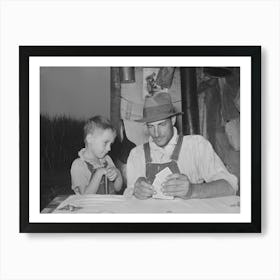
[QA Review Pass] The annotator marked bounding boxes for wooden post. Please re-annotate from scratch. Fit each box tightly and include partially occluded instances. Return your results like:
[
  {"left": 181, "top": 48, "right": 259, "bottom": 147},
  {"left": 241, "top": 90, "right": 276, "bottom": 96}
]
[
  {"left": 110, "top": 67, "right": 121, "bottom": 140},
  {"left": 180, "top": 67, "right": 200, "bottom": 135}
]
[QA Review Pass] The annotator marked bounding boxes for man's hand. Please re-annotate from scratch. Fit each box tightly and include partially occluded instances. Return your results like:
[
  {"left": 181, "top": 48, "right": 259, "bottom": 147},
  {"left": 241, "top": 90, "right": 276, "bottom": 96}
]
[
  {"left": 162, "top": 173, "right": 192, "bottom": 199},
  {"left": 134, "top": 177, "right": 154, "bottom": 199}
]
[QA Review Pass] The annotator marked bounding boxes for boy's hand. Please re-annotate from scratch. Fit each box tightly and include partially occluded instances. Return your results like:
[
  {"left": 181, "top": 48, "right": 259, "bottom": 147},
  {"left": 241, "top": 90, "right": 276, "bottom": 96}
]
[
  {"left": 106, "top": 167, "right": 119, "bottom": 182},
  {"left": 134, "top": 177, "right": 154, "bottom": 199},
  {"left": 162, "top": 173, "right": 192, "bottom": 198},
  {"left": 96, "top": 167, "right": 107, "bottom": 177}
]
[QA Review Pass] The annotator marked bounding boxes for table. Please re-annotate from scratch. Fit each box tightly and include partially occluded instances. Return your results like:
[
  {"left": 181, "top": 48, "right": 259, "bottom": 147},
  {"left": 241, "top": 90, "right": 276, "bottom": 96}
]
[{"left": 41, "top": 194, "right": 240, "bottom": 213}]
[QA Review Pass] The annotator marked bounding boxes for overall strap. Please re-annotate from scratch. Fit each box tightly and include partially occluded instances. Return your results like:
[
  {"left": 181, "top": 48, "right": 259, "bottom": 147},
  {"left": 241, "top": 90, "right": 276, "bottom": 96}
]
[
  {"left": 170, "top": 135, "right": 184, "bottom": 161},
  {"left": 144, "top": 142, "right": 152, "bottom": 163},
  {"left": 85, "top": 160, "right": 107, "bottom": 194},
  {"left": 85, "top": 161, "right": 94, "bottom": 172},
  {"left": 85, "top": 161, "right": 96, "bottom": 181}
]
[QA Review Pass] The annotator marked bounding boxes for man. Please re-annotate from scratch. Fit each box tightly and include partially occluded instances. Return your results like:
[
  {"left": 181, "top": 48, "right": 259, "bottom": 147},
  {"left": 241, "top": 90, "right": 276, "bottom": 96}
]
[{"left": 125, "top": 92, "right": 238, "bottom": 199}]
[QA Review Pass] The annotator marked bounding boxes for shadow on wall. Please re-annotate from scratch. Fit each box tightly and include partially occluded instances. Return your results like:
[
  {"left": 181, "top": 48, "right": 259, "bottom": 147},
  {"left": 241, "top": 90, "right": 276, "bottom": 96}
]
[{"left": 40, "top": 115, "right": 85, "bottom": 210}]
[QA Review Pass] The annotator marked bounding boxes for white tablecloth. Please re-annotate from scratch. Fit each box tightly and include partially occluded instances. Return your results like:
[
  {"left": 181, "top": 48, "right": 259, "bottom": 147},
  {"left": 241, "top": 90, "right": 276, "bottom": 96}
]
[{"left": 53, "top": 194, "right": 240, "bottom": 214}]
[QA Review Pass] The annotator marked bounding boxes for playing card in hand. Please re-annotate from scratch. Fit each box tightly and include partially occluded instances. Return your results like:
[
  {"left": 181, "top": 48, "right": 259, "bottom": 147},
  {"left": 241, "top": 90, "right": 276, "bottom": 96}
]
[{"left": 152, "top": 167, "right": 174, "bottom": 200}]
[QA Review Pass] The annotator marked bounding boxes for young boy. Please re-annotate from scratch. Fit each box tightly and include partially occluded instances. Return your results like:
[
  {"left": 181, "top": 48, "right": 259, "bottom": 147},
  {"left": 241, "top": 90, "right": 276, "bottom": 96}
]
[{"left": 70, "top": 116, "right": 123, "bottom": 195}]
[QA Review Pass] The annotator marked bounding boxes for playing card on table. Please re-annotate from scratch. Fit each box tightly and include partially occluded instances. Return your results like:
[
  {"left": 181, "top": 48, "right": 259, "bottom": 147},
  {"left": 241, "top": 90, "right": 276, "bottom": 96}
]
[{"left": 152, "top": 167, "right": 174, "bottom": 200}]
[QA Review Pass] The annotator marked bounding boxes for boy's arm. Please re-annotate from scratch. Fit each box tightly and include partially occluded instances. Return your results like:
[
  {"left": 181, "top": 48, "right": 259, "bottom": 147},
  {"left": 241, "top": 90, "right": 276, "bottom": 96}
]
[
  {"left": 104, "top": 156, "right": 123, "bottom": 193},
  {"left": 113, "top": 168, "right": 123, "bottom": 193},
  {"left": 105, "top": 166, "right": 123, "bottom": 193},
  {"left": 83, "top": 168, "right": 107, "bottom": 194}
]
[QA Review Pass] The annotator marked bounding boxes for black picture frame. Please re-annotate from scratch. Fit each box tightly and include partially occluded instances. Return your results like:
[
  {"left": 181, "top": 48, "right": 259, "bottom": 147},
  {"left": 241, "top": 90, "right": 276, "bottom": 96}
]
[{"left": 20, "top": 46, "right": 261, "bottom": 233}]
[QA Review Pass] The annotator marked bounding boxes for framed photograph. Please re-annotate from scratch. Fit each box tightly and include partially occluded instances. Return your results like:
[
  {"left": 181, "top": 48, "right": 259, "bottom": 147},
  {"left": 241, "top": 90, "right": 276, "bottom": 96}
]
[{"left": 20, "top": 46, "right": 261, "bottom": 233}]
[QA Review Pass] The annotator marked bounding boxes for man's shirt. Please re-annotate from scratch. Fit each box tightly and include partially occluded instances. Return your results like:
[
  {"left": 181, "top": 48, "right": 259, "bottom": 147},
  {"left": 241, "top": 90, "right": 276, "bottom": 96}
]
[{"left": 126, "top": 128, "right": 238, "bottom": 193}]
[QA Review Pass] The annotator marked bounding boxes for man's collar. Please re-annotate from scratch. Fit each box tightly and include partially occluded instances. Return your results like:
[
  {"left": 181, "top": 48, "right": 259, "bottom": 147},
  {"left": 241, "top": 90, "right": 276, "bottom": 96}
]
[{"left": 169, "top": 127, "right": 178, "bottom": 146}]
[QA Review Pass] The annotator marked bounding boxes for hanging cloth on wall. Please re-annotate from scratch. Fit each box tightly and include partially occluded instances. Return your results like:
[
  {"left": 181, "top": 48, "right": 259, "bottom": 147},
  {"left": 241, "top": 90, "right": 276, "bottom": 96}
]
[
  {"left": 155, "top": 67, "right": 175, "bottom": 90},
  {"left": 218, "top": 77, "right": 240, "bottom": 123},
  {"left": 197, "top": 77, "right": 221, "bottom": 149},
  {"left": 198, "top": 91, "right": 208, "bottom": 139},
  {"left": 122, "top": 119, "right": 149, "bottom": 146},
  {"left": 225, "top": 118, "right": 240, "bottom": 151},
  {"left": 120, "top": 96, "right": 143, "bottom": 121},
  {"left": 218, "top": 77, "right": 240, "bottom": 151}
]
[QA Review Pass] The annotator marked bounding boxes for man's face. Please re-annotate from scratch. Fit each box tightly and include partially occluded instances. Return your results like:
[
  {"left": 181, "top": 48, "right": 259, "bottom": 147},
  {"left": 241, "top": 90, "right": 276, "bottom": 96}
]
[{"left": 146, "top": 118, "right": 174, "bottom": 147}]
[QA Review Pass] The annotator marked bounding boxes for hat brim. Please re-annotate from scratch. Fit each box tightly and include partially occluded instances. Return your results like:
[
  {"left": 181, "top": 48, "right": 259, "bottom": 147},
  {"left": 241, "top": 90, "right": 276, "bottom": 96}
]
[{"left": 134, "top": 112, "right": 183, "bottom": 123}]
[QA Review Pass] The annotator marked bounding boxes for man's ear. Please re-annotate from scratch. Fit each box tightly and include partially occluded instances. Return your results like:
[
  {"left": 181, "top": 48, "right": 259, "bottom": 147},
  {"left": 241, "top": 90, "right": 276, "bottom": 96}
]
[{"left": 171, "top": 116, "right": 176, "bottom": 126}]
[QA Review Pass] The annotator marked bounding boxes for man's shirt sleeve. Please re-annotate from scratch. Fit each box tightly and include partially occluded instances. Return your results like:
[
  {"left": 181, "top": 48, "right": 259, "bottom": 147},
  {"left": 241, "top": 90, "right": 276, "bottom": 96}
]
[
  {"left": 196, "top": 135, "right": 238, "bottom": 192},
  {"left": 126, "top": 146, "right": 146, "bottom": 190}
]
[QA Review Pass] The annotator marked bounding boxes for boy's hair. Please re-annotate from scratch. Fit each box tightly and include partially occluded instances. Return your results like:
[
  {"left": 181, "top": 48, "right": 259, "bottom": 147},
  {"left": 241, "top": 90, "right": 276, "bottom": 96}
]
[{"left": 84, "top": 115, "right": 116, "bottom": 143}]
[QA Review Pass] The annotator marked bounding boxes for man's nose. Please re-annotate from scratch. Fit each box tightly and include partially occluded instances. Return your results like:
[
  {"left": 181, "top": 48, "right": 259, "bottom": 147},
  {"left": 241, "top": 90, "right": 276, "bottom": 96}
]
[
  {"left": 106, "top": 144, "right": 111, "bottom": 152},
  {"left": 154, "top": 126, "right": 159, "bottom": 137}
]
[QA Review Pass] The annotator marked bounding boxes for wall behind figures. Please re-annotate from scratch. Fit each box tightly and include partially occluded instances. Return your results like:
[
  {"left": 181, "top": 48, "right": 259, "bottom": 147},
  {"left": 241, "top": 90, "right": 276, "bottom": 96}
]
[{"left": 40, "top": 67, "right": 110, "bottom": 119}]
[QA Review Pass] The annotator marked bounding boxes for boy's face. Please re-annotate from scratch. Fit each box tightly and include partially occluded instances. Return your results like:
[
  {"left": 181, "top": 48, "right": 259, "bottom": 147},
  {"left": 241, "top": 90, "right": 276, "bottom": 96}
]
[{"left": 87, "top": 128, "right": 116, "bottom": 159}]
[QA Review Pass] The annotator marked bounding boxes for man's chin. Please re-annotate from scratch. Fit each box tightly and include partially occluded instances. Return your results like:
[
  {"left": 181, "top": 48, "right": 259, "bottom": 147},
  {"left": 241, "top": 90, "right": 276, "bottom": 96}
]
[{"left": 154, "top": 139, "right": 168, "bottom": 147}]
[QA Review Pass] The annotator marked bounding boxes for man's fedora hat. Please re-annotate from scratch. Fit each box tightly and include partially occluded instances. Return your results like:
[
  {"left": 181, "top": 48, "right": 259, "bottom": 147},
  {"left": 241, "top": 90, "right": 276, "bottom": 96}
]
[{"left": 135, "top": 92, "right": 182, "bottom": 123}]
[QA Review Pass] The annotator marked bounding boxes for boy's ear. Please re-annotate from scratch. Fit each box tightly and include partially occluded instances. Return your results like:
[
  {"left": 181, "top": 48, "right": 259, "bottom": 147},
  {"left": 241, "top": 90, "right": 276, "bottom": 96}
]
[
  {"left": 171, "top": 116, "right": 176, "bottom": 126},
  {"left": 86, "top": 134, "right": 92, "bottom": 144}
]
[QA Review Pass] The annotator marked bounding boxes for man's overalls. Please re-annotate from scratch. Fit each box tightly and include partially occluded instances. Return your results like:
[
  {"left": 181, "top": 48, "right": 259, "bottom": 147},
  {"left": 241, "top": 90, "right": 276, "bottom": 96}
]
[{"left": 144, "top": 135, "right": 184, "bottom": 184}]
